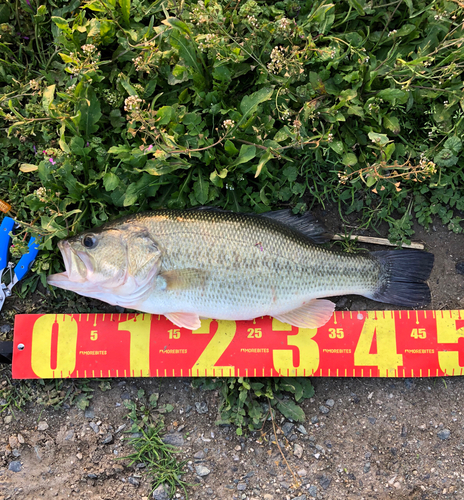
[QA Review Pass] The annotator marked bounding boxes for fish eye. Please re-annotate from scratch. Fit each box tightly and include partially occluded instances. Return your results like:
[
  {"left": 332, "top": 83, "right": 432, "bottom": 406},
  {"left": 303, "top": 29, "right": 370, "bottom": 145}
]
[{"left": 83, "top": 234, "right": 98, "bottom": 249}]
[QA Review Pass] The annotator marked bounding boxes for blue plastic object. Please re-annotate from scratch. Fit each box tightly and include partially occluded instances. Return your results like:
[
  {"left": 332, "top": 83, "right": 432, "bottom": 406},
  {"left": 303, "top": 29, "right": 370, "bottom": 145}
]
[
  {"left": 14, "top": 237, "right": 40, "bottom": 281},
  {"left": 0, "top": 217, "right": 14, "bottom": 272}
]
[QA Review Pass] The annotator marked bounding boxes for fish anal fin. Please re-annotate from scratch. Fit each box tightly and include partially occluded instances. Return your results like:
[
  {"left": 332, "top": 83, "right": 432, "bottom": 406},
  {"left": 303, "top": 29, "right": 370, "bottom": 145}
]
[
  {"left": 274, "top": 299, "right": 335, "bottom": 329},
  {"left": 160, "top": 268, "right": 207, "bottom": 290},
  {"left": 165, "top": 312, "right": 201, "bottom": 330}
]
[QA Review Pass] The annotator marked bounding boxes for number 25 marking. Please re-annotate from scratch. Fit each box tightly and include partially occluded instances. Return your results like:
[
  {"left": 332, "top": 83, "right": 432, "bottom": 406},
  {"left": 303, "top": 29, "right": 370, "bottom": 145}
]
[{"left": 247, "top": 327, "right": 262, "bottom": 338}]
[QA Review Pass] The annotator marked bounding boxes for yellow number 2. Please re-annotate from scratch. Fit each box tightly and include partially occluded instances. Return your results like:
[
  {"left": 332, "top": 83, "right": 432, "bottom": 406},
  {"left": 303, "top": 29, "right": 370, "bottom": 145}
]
[{"left": 192, "top": 320, "right": 236, "bottom": 376}]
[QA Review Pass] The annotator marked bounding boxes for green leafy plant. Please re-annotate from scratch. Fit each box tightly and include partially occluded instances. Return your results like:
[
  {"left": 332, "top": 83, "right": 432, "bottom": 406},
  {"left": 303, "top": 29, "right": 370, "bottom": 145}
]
[
  {"left": 123, "top": 388, "right": 174, "bottom": 432},
  {"left": 192, "top": 376, "right": 314, "bottom": 435}
]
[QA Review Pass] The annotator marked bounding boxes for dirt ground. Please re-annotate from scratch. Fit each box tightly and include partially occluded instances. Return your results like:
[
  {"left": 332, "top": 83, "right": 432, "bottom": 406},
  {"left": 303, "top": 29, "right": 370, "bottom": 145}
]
[{"left": 1, "top": 207, "right": 464, "bottom": 500}]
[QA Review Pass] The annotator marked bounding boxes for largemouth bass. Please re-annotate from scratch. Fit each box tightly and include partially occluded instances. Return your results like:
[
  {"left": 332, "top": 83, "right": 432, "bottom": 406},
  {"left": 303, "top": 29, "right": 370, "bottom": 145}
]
[{"left": 47, "top": 209, "right": 434, "bottom": 330}]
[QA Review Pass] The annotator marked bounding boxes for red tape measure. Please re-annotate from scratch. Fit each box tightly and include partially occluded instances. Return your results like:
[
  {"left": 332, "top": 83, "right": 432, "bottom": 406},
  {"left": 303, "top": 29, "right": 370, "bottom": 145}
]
[{"left": 11, "top": 310, "right": 464, "bottom": 379}]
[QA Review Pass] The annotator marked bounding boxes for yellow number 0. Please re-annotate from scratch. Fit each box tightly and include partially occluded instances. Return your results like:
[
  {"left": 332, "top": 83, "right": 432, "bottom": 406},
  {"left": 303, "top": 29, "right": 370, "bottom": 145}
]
[
  {"left": 31, "top": 315, "right": 78, "bottom": 378},
  {"left": 272, "top": 319, "right": 319, "bottom": 376}
]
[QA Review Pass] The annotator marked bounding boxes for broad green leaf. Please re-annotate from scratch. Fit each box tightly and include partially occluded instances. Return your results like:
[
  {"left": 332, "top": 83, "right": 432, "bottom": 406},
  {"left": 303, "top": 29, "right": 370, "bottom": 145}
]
[
  {"left": 233, "top": 144, "right": 256, "bottom": 166},
  {"left": 377, "top": 89, "right": 408, "bottom": 104},
  {"left": 162, "top": 17, "right": 191, "bottom": 35},
  {"left": 170, "top": 30, "right": 203, "bottom": 78},
  {"left": 120, "top": 79, "right": 138, "bottom": 96},
  {"left": 103, "top": 172, "right": 120, "bottom": 191},
  {"left": 70, "top": 136, "right": 86, "bottom": 157},
  {"left": 194, "top": 174, "right": 209, "bottom": 204},
  {"left": 224, "top": 139, "right": 238, "bottom": 156},
  {"left": 368, "top": 131, "right": 390, "bottom": 146},
  {"left": 444, "top": 136, "right": 462, "bottom": 154},
  {"left": 329, "top": 140, "right": 344, "bottom": 155},
  {"left": 342, "top": 152, "right": 358, "bottom": 166},
  {"left": 42, "top": 85, "right": 56, "bottom": 112},
  {"left": 255, "top": 149, "right": 273, "bottom": 178},
  {"left": 259, "top": 185, "right": 270, "bottom": 206},
  {"left": 119, "top": 0, "right": 130, "bottom": 25},
  {"left": 77, "top": 86, "right": 102, "bottom": 136},
  {"left": 276, "top": 400, "right": 305, "bottom": 422},
  {"left": 51, "top": 16, "right": 70, "bottom": 31},
  {"left": 239, "top": 87, "right": 273, "bottom": 123},
  {"left": 383, "top": 115, "right": 401, "bottom": 135},
  {"left": 384, "top": 142, "right": 396, "bottom": 162},
  {"left": 59, "top": 124, "right": 70, "bottom": 154},
  {"left": 348, "top": 0, "right": 365, "bottom": 16},
  {"left": 365, "top": 174, "right": 376, "bottom": 187},
  {"left": 156, "top": 106, "right": 173, "bottom": 125},
  {"left": 0, "top": 4, "right": 10, "bottom": 23}
]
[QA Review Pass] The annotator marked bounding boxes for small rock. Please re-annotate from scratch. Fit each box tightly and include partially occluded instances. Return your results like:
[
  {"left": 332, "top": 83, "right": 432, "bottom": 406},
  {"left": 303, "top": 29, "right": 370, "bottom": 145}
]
[
  {"left": 195, "top": 464, "right": 211, "bottom": 477},
  {"left": 325, "top": 399, "right": 334, "bottom": 407},
  {"left": 314, "top": 453, "right": 320, "bottom": 460},
  {"left": 368, "top": 417, "right": 376, "bottom": 425},
  {"left": 263, "top": 495, "right": 274, "bottom": 500},
  {"left": 282, "top": 422, "right": 295, "bottom": 436},
  {"left": 401, "top": 424, "right": 407, "bottom": 437},
  {"left": 76, "top": 453, "right": 83, "bottom": 460},
  {"left": 237, "top": 483, "right": 247, "bottom": 491},
  {"left": 152, "top": 483, "right": 170, "bottom": 500},
  {"left": 37, "top": 421, "right": 49, "bottom": 431},
  {"left": 297, "top": 469, "right": 307, "bottom": 477},
  {"left": 318, "top": 475, "right": 332, "bottom": 490},
  {"left": 4, "top": 415, "right": 12, "bottom": 424},
  {"left": 162, "top": 434, "right": 184, "bottom": 447},
  {"left": 8, "top": 461, "right": 21, "bottom": 472},
  {"left": 65, "top": 430, "right": 74, "bottom": 441},
  {"left": 87, "top": 473, "right": 98, "bottom": 479},
  {"left": 455, "top": 261, "right": 464, "bottom": 275},
  {"left": 293, "top": 443, "right": 303, "bottom": 459},
  {"left": 307, "top": 485, "right": 317, "bottom": 497},
  {"left": 195, "top": 402, "right": 208, "bottom": 414},
  {"left": 101, "top": 434, "right": 113, "bottom": 445},
  {"left": 128, "top": 477, "right": 140, "bottom": 486},
  {"left": 9, "top": 436, "right": 19, "bottom": 448},
  {"left": 291, "top": 495, "right": 307, "bottom": 500},
  {"left": 17, "top": 433, "right": 25, "bottom": 445},
  {"left": 84, "top": 409, "right": 95, "bottom": 419},
  {"left": 0, "top": 324, "right": 11, "bottom": 334},
  {"left": 319, "top": 406, "right": 329, "bottom": 414},
  {"left": 296, "top": 425, "right": 307, "bottom": 435},
  {"left": 194, "top": 450, "right": 206, "bottom": 460},
  {"left": 311, "top": 416, "right": 319, "bottom": 424},
  {"left": 437, "top": 429, "right": 451, "bottom": 440},
  {"left": 89, "top": 422, "right": 99, "bottom": 433},
  {"left": 363, "top": 463, "right": 371, "bottom": 473}
]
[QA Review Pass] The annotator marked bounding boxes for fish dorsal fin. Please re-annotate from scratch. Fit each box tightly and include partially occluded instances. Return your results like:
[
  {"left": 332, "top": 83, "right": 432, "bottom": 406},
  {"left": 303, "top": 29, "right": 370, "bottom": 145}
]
[
  {"left": 159, "top": 268, "right": 207, "bottom": 290},
  {"left": 261, "top": 210, "right": 331, "bottom": 244},
  {"left": 274, "top": 299, "right": 335, "bottom": 329},
  {"left": 165, "top": 312, "right": 201, "bottom": 330}
]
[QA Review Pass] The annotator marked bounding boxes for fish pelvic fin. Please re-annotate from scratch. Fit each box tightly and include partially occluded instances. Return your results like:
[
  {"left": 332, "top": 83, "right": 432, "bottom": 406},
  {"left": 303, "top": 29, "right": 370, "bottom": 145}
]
[
  {"left": 159, "top": 268, "right": 207, "bottom": 290},
  {"left": 165, "top": 312, "right": 202, "bottom": 330},
  {"left": 274, "top": 299, "right": 335, "bottom": 329},
  {"left": 369, "top": 250, "right": 434, "bottom": 306}
]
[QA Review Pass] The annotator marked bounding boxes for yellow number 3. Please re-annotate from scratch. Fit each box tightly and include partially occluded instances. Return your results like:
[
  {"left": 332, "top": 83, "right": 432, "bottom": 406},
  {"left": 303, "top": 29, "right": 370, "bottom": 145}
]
[{"left": 272, "top": 319, "right": 320, "bottom": 376}]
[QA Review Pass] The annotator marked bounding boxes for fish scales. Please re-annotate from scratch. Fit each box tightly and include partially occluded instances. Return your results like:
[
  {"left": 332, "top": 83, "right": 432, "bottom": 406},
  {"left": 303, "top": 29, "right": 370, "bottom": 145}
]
[
  {"left": 47, "top": 209, "right": 434, "bottom": 330},
  {"left": 100, "top": 210, "right": 379, "bottom": 318}
]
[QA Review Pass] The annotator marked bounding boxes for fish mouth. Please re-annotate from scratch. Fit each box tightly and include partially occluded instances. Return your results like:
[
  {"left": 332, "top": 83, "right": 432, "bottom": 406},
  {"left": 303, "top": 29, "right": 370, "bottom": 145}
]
[{"left": 47, "top": 240, "right": 89, "bottom": 290}]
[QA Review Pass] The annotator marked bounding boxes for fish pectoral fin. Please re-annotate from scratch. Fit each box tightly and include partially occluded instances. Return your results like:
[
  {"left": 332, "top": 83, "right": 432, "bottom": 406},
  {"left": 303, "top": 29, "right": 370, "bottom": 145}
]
[
  {"left": 274, "top": 299, "right": 335, "bottom": 329},
  {"left": 165, "top": 312, "right": 202, "bottom": 330},
  {"left": 160, "top": 268, "right": 207, "bottom": 290}
]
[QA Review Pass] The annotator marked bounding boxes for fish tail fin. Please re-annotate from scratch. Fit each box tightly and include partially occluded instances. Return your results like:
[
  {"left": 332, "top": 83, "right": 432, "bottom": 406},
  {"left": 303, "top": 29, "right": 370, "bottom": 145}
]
[{"left": 367, "top": 250, "right": 434, "bottom": 306}]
